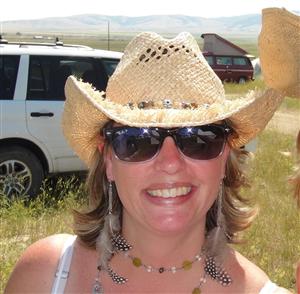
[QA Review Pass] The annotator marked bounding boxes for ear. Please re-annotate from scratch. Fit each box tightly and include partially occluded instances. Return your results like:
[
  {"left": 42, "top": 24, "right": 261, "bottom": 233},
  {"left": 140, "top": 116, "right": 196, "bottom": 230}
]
[{"left": 103, "top": 145, "right": 114, "bottom": 181}]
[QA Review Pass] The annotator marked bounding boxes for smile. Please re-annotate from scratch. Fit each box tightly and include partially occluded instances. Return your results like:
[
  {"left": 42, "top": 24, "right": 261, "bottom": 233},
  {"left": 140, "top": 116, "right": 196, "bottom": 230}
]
[{"left": 147, "top": 186, "right": 192, "bottom": 198}]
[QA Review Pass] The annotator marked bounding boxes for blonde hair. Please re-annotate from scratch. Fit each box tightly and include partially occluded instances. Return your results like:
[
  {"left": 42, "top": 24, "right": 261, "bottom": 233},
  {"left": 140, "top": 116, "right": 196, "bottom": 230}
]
[{"left": 73, "top": 127, "right": 256, "bottom": 248}]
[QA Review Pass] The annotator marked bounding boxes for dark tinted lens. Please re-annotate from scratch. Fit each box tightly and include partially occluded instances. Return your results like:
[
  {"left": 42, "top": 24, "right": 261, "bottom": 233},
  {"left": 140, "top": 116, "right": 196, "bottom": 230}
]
[
  {"left": 111, "top": 128, "right": 160, "bottom": 162},
  {"left": 177, "top": 126, "right": 226, "bottom": 160}
]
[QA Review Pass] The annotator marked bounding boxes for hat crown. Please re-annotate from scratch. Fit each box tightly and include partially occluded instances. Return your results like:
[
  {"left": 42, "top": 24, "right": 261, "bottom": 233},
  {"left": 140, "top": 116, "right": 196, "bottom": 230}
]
[{"left": 106, "top": 32, "right": 225, "bottom": 108}]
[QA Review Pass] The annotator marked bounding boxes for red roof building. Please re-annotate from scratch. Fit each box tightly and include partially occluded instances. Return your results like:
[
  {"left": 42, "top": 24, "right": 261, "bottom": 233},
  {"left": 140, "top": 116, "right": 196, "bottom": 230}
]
[{"left": 201, "top": 33, "right": 249, "bottom": 56}]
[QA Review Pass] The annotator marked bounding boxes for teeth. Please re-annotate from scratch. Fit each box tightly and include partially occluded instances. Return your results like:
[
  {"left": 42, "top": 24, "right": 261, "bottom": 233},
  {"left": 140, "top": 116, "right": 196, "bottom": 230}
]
[{"left": 147, "top": 187, "right": 191, "bottom": 198}]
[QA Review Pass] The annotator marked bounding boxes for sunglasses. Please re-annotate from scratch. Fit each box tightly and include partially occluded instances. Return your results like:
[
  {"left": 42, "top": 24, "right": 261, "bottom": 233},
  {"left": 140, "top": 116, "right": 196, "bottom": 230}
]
[{"left": 103, "top": 124, "right": 231, "bottom": 162}]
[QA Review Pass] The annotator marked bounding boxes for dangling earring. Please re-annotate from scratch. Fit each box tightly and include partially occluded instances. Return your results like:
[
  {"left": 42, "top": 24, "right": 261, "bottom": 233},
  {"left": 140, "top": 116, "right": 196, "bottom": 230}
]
[
  {"left": 108, "top": 180, "right": 132, "bottom": 252},
  {"left": 107, "top": 181, "right": 131, "bottom": 251},
  {"left": 107, "top": 181, "right": 121, "bottom": 233},
  {"left": 205, "top": 180, "right": 228, "bottom": 258},
  {"left": 204, "top": 180, "right": 232, "bottom": 285},
  {"left": 96, "top": 181, "right": 121, "bottom": 270}
]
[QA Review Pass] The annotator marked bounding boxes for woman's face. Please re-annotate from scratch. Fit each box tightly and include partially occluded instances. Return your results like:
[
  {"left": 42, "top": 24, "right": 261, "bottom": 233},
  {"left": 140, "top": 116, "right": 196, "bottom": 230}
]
[{"left": 104, "top": 130, "right": 230, "bottom": 235}]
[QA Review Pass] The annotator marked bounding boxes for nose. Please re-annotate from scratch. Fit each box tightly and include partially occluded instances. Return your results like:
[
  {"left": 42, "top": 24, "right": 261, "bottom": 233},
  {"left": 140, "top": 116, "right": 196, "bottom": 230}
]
[{"left": 154, "top": 136, "right": 185, "bottom": 174}]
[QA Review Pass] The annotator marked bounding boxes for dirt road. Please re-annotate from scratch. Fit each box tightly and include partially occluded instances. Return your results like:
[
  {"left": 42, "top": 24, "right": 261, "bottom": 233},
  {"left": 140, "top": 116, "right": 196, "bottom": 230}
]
[{"left": 267, "top": 110, "right": 300, "bottom": 136}]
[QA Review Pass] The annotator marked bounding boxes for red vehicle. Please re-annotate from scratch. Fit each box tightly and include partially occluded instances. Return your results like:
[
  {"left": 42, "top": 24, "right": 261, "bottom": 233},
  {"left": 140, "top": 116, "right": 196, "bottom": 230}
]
[{"left": 203, "top": 52, "right": 254, "bottom": 84}]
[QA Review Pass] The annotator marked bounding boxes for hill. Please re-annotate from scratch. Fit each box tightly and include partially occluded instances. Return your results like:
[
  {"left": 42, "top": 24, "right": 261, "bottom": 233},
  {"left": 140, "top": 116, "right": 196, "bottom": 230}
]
[{"left": 1, "top": 14, "right": 263, "bottom": 36}]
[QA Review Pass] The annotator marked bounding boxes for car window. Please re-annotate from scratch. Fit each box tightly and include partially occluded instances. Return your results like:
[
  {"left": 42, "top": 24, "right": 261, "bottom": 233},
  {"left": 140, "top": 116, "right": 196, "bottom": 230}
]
[
  {"left": 0, "top": 55, "right": 20, "bottom": 100},
  {"left": 101, "top": 59, "right": 119, "bottom": 77},
  {"left": 216, "top": 56, "right": 232, "bottom": 65},
  {"left": 233, "top": 57, "right": 248, "bottom": 66},
  {"left": 27, "top": 56, "right": 99, "bottom": 101},
  {"left": 204, "top": 56, "right": 214, "bottom": 66}
]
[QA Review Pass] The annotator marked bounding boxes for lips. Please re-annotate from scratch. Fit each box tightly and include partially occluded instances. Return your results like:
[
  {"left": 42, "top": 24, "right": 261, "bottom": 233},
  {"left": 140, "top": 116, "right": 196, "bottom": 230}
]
[{"left": 147, "top": 186, "right": 192, "bottom": 198}]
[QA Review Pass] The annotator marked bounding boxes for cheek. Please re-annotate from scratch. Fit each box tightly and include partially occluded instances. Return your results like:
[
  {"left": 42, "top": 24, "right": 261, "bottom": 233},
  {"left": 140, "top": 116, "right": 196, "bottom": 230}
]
[
  {"left": 110, "top": 158, "right": 146, "bottom": 204},
  {"left": 192, "top": 158, "right": 225, "bottom": 182},
  {"left": 190, "top": 158, "right": 226, "bottom": 209},
  {"left": 199, "top": 145, "right": 229, "bottom": 181}
]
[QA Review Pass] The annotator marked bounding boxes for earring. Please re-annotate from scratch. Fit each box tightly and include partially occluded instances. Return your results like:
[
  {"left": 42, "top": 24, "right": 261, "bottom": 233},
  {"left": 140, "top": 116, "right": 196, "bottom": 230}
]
[
  {"left": 203, "top": 181, "right": 233, "bottom": 284},
  {"left": 96, "top": 181, "right": 121, "bottom": 271},
  {"left": 216, "top": 181, "right": 225, "bottom": 229},
  {"left": 205, "top": 181, "right": 228, "bottom": 258},
  {"left": 107, "top": 181, "right": 121, "bottom": 234},
  {"left": 107, "top": 181, "right": 132, "bottom": 251}
]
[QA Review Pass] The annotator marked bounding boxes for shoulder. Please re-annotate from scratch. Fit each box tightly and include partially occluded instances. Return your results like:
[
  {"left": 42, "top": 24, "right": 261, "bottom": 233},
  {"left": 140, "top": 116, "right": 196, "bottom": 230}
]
[
  {"left": 231, "top": 249, "right": 269, "bottom": 278},
  {"left": 226, "top": 250, "right": 291, "bottom": 293},
  {"left": 224, "top": 249, "right": 269, "bottom": 292},
  {"left": 4, "top": 233, "right": 74, "bottom": 293}
]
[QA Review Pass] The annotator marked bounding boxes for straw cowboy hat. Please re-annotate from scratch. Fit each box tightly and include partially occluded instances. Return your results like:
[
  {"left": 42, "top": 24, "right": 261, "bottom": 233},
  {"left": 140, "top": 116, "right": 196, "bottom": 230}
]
[
  {"left": 62, "top": 31, "right": 284, "bottom": 167},
  {"left": 259, "top": 7, "right": 300, "bottom": 99}
]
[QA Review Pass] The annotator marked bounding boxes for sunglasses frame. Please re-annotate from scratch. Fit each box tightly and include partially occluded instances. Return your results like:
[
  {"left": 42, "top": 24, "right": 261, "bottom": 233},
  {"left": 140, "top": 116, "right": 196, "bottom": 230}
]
[{"left": 103, "top": 124, "right": 232, "bottom": 162}]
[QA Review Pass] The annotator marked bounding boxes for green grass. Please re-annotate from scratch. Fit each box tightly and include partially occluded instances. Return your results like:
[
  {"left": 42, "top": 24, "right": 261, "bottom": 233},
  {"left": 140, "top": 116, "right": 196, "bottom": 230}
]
[
  {"left": 236, "top": 130, "right": 299, "bottom": 291},
  {"left": 1, "top": 130, "right": 299, "bottom": 292},
  {"left": 0, "top": 176, "right": 86, "bottom": 291},
  {"left": 279, "top": 97, "right": 300, "bottom": 112},
  {"left": 224, "top": 78, "right": 266, "bottom": 95}
]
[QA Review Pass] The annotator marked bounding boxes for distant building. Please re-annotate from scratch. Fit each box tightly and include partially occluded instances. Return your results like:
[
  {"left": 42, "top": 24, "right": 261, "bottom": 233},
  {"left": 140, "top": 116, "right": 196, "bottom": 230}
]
[{"left": 201, "top": 33, "right": 250, "bottom": 56}]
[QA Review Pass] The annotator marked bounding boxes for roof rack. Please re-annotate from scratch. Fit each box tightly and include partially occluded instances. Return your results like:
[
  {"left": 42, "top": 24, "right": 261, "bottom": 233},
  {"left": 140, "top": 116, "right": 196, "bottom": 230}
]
[
  {"left": 55, "top": 37, "right": 64, "bottom": 46},
  {"left": 0, "top": 36, "right": 92, "bottom": 49},
  {"left": 0, "top": 34, "right": 8, "bottom": 44}
]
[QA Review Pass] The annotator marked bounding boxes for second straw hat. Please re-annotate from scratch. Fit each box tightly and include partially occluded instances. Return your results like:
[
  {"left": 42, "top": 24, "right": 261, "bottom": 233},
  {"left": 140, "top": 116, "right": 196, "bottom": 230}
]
[{"left": 259, "top": 8, "right": 300, "bottom": 99}]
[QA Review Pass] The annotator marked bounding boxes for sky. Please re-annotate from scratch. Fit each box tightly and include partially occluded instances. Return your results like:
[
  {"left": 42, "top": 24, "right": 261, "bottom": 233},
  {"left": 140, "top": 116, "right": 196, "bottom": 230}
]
[{"left": 1, "top": 0, "right": 299, "bottom": 21}]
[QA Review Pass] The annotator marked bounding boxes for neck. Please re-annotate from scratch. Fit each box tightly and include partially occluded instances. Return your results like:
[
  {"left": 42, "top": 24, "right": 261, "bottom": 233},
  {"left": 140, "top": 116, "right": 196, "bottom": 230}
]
[{"left": 121, "top": 213, "right": 206, "bottom": 267}]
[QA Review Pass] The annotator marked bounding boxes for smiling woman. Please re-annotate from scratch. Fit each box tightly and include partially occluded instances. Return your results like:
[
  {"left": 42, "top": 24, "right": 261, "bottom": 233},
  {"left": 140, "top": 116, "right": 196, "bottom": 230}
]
[{"left": 4, "top": 9, "right": 297, "bottom": 294}]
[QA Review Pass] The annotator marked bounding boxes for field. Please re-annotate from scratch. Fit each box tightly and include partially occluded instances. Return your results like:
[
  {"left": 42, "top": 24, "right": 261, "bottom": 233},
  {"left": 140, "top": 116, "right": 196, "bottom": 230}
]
[
  {"left": 1, "top": 35, "right": 300, "bottom": 292},
  {"left": 5, "top": 32, "right": 259, "bottom": 56}
]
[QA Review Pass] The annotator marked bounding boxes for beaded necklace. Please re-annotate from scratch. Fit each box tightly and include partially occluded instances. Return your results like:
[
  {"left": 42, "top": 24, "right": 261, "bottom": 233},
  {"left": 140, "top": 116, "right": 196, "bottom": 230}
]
[{"left": 92, "top": 234, "right": 232, "bottom": 294}]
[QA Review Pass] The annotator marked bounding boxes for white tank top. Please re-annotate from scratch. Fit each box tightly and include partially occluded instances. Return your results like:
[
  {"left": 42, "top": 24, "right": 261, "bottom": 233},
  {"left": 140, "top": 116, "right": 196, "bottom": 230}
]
[{"left": 51, "top": 235, "right": 281, "bottom": 294}]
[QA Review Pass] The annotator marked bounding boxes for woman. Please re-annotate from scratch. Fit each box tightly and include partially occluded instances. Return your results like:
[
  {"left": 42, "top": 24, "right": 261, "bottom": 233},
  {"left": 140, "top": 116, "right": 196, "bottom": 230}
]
[{"left": 5, "top": 29, "right": 292, "bottom": 293}]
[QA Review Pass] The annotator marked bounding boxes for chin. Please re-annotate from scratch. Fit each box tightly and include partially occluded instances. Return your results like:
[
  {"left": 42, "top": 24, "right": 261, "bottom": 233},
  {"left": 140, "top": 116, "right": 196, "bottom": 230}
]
[{"left": 145, "top": 213, "right": 197, "bottom": 235}]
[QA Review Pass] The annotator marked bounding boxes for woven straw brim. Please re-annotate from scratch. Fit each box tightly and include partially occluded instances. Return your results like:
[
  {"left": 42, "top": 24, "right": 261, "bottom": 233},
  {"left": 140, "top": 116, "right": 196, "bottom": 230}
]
[
  {"left": 62, "top": 77, "right": 284, "bottom": 167},
  {"left": 259, "top": 8, "right": 300, "bottom": 99}
]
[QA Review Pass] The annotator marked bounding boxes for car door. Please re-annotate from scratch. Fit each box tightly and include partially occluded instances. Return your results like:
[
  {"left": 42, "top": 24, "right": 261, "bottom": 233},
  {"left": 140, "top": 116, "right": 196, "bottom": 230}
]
[
  {"left": 25, "top": 55, "right": 115, "bottom": 173},
  {"left": 0, "top": 55, "right": 27, "bottom": 141},
  {"left": 232, "top": 56, "right": 254, "bottom": 82},
  {"left": 215, "top": 56, "right": 233, "bottom": 82}
]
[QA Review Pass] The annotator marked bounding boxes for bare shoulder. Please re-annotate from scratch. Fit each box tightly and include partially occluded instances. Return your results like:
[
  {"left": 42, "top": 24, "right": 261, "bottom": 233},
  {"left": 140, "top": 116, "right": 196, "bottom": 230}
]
[
  {"left": 225, "top": 249, "right": 275, "bottom": 293},
  {"left": 231, "top": 249, "right": 269, "bottom": 279},
  {"left": 4, "top": 233, "right": 74, "bottom": 294}
]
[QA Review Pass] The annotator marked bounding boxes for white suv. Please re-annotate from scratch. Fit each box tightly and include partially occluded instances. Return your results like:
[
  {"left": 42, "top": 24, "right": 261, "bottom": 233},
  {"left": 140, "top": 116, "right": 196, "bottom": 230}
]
[{"left": 0, "top": 39, "right": 122, "bottom": 198}]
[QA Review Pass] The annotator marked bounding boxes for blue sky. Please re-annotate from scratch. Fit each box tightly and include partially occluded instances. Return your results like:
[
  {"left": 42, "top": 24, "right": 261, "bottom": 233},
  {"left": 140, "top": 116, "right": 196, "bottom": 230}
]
[{"left": 1, "top": 0, "right": 299, "bottom": 21}]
